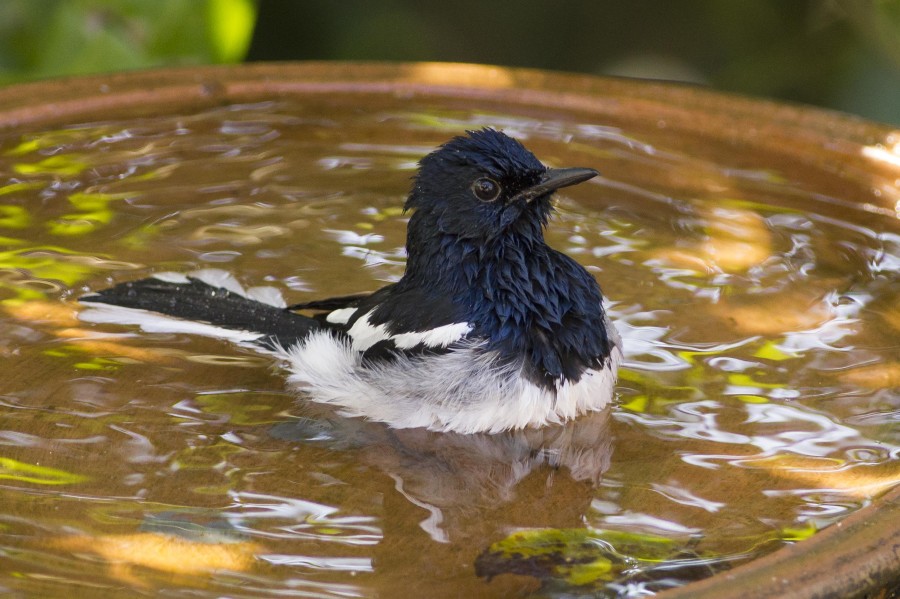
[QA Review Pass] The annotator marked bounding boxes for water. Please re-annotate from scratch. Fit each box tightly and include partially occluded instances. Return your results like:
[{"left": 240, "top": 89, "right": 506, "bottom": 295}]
[{"left": 0, "top": 98, "right": 897, "bottom": 598}]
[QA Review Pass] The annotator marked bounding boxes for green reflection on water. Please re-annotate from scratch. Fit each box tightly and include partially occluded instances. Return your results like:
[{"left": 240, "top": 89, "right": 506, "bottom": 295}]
[
  {"left": 48, "top": 192, "right": 131, "bottom": 236},
  {"left": 13, "top": 155, "right": 89, "bottom": 177},
  {"left": 0, "top": 205, "right": 31, "bottom": 228},
  {"left": 0, "top": 457, "right": 88, "bottom": 486},
  {"left": 0, "top": 246, "right": 101, "bottom": 286},
  {"left": 195, "top": 392, "right": 288, "bottom": 426}
]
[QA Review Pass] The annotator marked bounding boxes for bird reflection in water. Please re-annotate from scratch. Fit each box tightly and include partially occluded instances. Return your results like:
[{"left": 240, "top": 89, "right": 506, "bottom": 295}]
[{"left": 270, "top": 406, "right": 613, "bottom": 594}]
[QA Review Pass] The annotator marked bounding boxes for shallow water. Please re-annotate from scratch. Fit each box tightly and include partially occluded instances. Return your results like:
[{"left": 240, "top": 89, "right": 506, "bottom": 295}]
[{"left": 0, "top": 98, "right": 898, "bottom": 598}]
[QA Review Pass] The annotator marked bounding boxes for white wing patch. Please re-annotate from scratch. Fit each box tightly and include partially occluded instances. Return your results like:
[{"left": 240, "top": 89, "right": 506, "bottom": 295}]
[
  {"left": 345, "top": 308, "right": 471, "bottom": 352},
  {"left": 392, "top": 322, "right": 473, "bottom": 349},
  {"left": 346, "top": 310, "right": 391, "bottom": 351},
  {"left": 326, "top": 307, "right": 358, "bottom": 325}
]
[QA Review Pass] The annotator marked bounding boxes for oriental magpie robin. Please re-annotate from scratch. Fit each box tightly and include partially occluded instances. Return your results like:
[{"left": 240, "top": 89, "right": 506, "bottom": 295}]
[{"left": 81, "top": 129, "right": 622, "bottom": 434}]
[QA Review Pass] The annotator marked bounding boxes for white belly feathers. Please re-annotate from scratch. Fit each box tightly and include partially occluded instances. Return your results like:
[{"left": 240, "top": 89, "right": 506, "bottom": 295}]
[{"left": 280, "top": 326, "right": 621, "bottom": 435}]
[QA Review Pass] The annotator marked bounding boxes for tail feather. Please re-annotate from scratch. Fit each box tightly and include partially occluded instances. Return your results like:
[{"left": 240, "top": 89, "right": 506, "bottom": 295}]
[{"left": 80, "top": 271, "right": 321, "bottom": 349}]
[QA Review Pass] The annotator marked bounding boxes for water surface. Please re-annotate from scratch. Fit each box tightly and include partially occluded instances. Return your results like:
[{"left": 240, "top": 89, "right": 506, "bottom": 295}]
[{"left": 0, "top": 98, "right": 898, "bottom": 597}]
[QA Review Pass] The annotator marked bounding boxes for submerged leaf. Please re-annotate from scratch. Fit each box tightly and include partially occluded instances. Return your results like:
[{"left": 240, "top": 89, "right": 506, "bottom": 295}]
[
  {"left": 780, "top": 522, "right": 818, "bottom": 542},
  {"left": 475, "top": 528, "right": 679, "bottom": 586}
]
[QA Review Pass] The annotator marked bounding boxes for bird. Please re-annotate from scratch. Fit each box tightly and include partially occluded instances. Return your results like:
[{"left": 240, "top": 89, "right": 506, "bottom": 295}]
[{"left": 80, "top": 128, "right": 623, "bottom": 434}]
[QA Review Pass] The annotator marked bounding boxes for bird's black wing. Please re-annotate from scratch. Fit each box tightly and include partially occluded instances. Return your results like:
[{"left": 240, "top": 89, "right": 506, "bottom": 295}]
[
  {"left": 286, "top": 285, "right": 395, "bottom": 328},
  {"left": 317, "top": 285, "right": 474, "bottom": 362}
]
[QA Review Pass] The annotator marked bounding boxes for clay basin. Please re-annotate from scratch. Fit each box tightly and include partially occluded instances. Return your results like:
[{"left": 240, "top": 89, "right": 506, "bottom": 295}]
[{"left": 0, "top": 62, "right": 897, "bottom": 598}]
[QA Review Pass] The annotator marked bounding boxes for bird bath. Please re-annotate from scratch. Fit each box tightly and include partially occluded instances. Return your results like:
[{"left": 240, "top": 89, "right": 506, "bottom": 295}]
[{"left": 0, "top": 62, "right": 897, "bottom": 598}]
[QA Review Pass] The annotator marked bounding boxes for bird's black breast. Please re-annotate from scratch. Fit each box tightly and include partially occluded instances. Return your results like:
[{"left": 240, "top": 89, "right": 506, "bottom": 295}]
[{"left": 471, "top": 248, "right": 613, "bottom": 389}]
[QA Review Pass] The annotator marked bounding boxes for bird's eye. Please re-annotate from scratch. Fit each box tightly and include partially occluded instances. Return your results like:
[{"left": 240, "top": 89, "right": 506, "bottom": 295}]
[{"left": 472, "top": 177, "right": 501, "bottom": 202}]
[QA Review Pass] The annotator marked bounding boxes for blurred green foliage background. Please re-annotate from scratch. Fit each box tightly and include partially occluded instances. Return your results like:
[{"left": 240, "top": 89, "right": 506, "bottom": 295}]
[
  {"left": 1, "top": 0, "right": 898, "bottom": 125},
  {"left": 0, "top": 0, "right": 256, "bottom": 82}
]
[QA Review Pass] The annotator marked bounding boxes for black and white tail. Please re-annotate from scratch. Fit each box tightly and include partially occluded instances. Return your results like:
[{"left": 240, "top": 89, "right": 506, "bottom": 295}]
[{"left": 79, "top": 269, "right": 321, "bottom": 349}]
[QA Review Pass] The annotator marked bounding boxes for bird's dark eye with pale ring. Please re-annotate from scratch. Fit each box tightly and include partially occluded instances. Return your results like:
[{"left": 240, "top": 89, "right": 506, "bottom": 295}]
[{"left": 472, "top": 177, "right": 501, "bottom": 202}]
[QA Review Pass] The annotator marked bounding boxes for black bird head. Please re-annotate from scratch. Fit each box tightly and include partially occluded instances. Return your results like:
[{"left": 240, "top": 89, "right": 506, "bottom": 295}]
[{"left": 405, "top": 129, "right": 598, "bottom": 241}]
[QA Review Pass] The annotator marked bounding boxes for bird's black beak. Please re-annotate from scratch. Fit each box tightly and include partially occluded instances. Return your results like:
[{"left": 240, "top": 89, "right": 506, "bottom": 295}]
[{"left": 513, "top": 167, "right": 599, "bottom": 203}]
